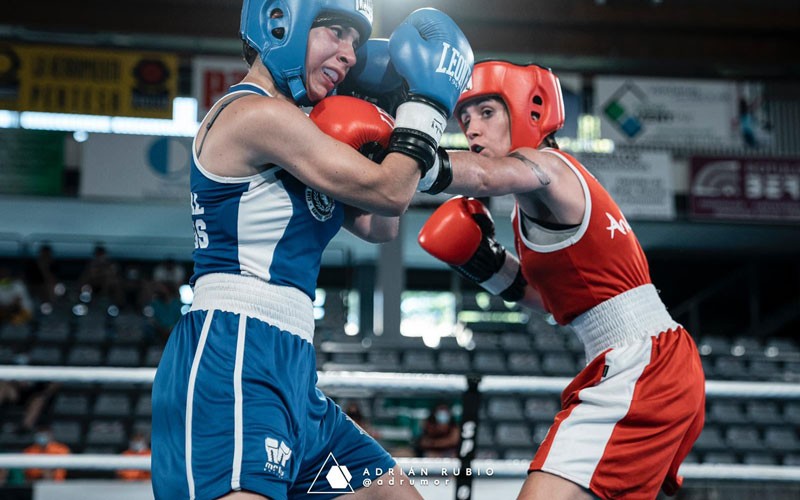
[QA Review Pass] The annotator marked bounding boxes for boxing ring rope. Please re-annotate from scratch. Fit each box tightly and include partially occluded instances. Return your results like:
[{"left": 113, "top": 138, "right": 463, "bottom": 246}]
[{"left": 2, "top": 365, "right": 800, "bottom": 483}]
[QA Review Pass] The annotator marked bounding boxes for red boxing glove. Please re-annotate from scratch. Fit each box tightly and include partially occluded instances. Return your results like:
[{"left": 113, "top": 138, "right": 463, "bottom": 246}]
[
  {"left": 309, "top": 95, "right": 394, "bottom": 160},
  {"left": 419, "top": 196, "right": 527, "bottom": 302}
]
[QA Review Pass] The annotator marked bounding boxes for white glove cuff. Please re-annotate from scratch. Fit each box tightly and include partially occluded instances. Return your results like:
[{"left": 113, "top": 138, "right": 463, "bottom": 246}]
[
  {"left": 480, "top": 253, "right": 520, "bottom": 296},
  {"left": 417, "top": 153, "right": 441, "bottom": 192},
  {"left": 395, "top": 101, "right": 446, "bottom": 145}
]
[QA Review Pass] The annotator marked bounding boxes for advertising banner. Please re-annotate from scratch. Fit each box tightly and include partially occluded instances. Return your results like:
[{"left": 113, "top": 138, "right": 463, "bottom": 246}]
[
  {"left": 0, "top": 129, "right": 65, "bottom": 195},
  {"left": 191, "top": 56, "right": 248, "bottom": 121},
  {"left": 576, "top": 151, "right": 675, "bottom": 220},
  {"left": 690, "top": 156, "right": 800, "bottom": 222},
  {"left": 0, "top": 43, "right": 178, "bottom": 118},
  {"left": 595, "top": 77, "right": 741, "bottom": 149},
  {"left": 80, "top": 133, "right": 190, "bottom": 201}
]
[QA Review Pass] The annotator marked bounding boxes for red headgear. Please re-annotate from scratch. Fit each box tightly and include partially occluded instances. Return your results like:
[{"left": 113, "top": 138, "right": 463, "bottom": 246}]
[{"left": 456, "top": 60, "right": 565, "bottom": 150}]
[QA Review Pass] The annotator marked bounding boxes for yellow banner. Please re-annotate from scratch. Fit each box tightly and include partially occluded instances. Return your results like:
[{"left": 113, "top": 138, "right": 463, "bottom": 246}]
[{"left": 0, "top": 44, "right": 178, "bottom": 118}]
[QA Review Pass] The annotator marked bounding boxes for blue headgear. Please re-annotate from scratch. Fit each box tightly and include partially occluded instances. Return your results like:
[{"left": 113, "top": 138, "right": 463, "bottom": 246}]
[{"left": 240, "top": 0, "right": 374, "bottom": 105}]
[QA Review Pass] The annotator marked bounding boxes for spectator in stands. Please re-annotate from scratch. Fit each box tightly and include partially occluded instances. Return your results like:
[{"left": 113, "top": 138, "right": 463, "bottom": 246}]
[
  {"left": 344, "top": 400, "right": 380, "bottom": 440},
  {"left": 116, "top": 432, "right": 151, "bottom": 481},
  {"left": 152, "top": 257, "right": 187, "bottom": 288},
  {"left": 121, "top": 263, "right": 150, "bottom": 310},
  {"left": 416, "top": 401, "right": 460, "bottom": 458},
  {"left": 0, "top": 265, "right": 33, "bottom": 326},
  {"left": 23, "top": 424, "right": 70, "bottom": 482},
  {"left": 78, "top": 244, "right": 123, "bottom": 306},
  {"left": 146, "top": 280, "right": 183, "bottom": 343},
  {"left": 17, "top": 381, "right": 61, "bottom": 433},
  {"left": 24, "top": 244, "right": 60, "bottom": 305}
]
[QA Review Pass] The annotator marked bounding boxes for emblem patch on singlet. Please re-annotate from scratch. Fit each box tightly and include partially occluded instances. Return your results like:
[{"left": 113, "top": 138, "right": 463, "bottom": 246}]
[{"left": 305, "top": 187, "right": 335, "bottom": 221}]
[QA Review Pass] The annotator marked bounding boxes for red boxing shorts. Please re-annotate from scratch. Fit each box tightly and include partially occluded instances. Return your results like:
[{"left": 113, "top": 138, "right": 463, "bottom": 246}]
[{"left": 529, "top": 326, "right": 705, "bottom": 499}]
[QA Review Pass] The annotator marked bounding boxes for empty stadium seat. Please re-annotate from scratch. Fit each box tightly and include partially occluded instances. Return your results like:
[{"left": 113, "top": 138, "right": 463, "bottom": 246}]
[
  {"left": 507, "top": 352, "right": 541, "bottom": 375},
  {"left": 53, "top": 393, "right": 91, "bottom": 417},
  {"left": 144, "top": 345, "right": 164, "bottom": 367},
  {"left": 28, "top": 346, "right": 63, "bottom": 365},
  {"left": 472, "top": 352, "right": 506, "bottom": 373},
  {"left": 532, "top": 423, "right": 552, "bottom": 445},
  {"left": 702, "top": 451, "right": 737, "bottom": 464},
  {"left": 725, "top": 425, "right": 762, "bottom": 451},
  {"left": 708, "top": 400, "right": 748, "bottom": 424},
  {"left": 748, "top": 359, "right": 782, "bottom": 380},
  {"left": 0, "top": 323, "right": 32, "bottom": 343},
  {"left": 402, "top": 350, "right": 437, "bottom": 372},
  {"left": 524, "top": 397, "right": 559, "bottom": 422},
  {"left": 532, "top": 331, "right": 567, "bottom": 352},
  {"left": 693, "top": 425, "right": 726, "bottom": 452},
  {"left": 487, "top": 397, "right": 524, "bottom": 421},
  {"left": 367, "top": 350, "right": 400, "bottom": 371},
  {"left": 67, "top": 345, "right": 103, "bottom": 366},
  {"left": 73, "top": 322, "right": 108, "bottom": 343},
  {"left": 784, "top": 402, "right": 800, "bottom": 425},
  {"left": 501, "top": 333, "right": 532, "bottom": 351},
  {"left": 135, "top": 394, "right": 152, "bottom": 417},
  {"left": 495, "top": 423, "right": 532, "bottom": 447},
  {"left": 476, "top": 423, "right": 494, "bottom": 448},
  {"left": 85, "top": 420, "right": 127, "bottom": 447},
  {"left": 542, "top": 353, "right": 576, "bottom": 376},
  {"left": 713, "top": 357, "right": 747, "bottom": 379},
  {"left": 36, "top": 321, "right": 70, "bottom": 343},
  {"left": 94, "top": 393, "right": 132, "bottom": 417},
  {"left": 504, "top": 448, "right": 533, "bottom": 460},
  {"left": 764, "top": 426, "right": 800, "bottom": 452},
  {"left": 106, "top": 346, "right": 141, "bottom": 367},
  {"left": 743, "top": 453, "right": 778, "bottom": 466},
  {"left": 746, "top": 400, "right": 783, "bottom": 425},
  {"left": 51, "top": 420, "right": 83, "bottom": 448},
  {"left": 438, "top": 350, "right": 471, "bottom": 373}
]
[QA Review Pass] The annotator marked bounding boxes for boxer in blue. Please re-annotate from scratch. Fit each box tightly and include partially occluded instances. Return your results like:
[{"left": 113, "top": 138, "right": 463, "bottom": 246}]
[{"left": 150, "top": 1, "right": 473, "bottom": 499}]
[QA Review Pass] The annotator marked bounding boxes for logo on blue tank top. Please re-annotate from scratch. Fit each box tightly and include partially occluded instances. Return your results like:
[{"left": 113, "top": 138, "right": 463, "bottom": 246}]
[
  {"left": 305, "top": 187, "right": 335, "bottom": 221},
  {"left": 264, "top": 437, "right": 292, "bottom": 478}
]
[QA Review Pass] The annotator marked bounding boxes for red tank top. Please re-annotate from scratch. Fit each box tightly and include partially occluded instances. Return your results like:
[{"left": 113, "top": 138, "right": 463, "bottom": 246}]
[{"left": 512, "top": 149, "right": 651, "bottom": 325}]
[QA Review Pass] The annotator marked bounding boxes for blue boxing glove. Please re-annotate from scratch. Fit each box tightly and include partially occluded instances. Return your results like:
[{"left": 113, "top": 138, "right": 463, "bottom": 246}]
[
  {"left": 386, "top": 8, "right": 474, "bottom": 178},
  {"left": 338, "top": 39, "right": 406, "bottom": 116}
]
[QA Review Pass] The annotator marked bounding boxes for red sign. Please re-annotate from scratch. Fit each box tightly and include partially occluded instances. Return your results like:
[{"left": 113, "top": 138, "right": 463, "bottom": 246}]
[
  {"left": 689, "top": 157, "right": 800, "bottom": 222},
  {"left": 192, "top": 56, "right": 248, "bottom": 121}
]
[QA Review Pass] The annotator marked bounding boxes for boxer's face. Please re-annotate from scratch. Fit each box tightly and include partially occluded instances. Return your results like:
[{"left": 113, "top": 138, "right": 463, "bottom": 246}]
[
  {"left": 459, "top": 97, "right": 512, "bottom": 158},
  {"left": 305, "top": 24, "right": 360, "bottom": 102}
]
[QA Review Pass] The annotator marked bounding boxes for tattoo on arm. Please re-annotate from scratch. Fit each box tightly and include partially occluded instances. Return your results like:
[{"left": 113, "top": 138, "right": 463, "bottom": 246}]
[{"left": 509, "top": 152, "right": 551, "bottom": 186}]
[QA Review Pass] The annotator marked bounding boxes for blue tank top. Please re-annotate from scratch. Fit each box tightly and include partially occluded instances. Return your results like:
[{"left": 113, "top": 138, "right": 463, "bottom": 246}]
[{"left": 189, "top": 83, "right": 344, "bottom": 299}]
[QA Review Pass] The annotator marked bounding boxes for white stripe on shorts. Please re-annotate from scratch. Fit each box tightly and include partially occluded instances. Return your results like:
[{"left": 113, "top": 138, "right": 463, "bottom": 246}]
[
  {"left": 186, "top": 310, "right": 215, "bottom": 500},
  {"left": 540, "top": 338, "right": 653, "bottom": 489},
  {"left": 231, "top": 314, "right": 247, "bottom": 490}
]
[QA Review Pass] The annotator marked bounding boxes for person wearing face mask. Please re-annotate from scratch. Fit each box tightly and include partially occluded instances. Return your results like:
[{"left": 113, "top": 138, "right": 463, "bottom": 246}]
[
  {"left": 418, "top": 60, "right": 706, "bottom": 500},
  {"left": 117, "top": 432, "right": 152, "bottom": 481},
  {"left": 416, "top": 402, "right": 460, "bottom": 458},
  {"left": 23, "top": 425, "right": 70, "bottom": 482},
  {"left": 150, "top": 1, "right": 473, "bottom": 499}
]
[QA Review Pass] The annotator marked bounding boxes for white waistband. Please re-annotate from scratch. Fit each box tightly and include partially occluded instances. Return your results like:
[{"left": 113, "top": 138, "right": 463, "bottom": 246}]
[
  {"left": 569, "top": 284, "right": 680, "bottom": 362},
  {"left": 190, "top": 273, "right": 315, "bottom": 344}
]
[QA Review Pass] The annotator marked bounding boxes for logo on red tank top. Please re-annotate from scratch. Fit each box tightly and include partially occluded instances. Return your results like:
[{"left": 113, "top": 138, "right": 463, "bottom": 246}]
[{"left": 605, "top": 211, "right": 632, "bottom": 239}]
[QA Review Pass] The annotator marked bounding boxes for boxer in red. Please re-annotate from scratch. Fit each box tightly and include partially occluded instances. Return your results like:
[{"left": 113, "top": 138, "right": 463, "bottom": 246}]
[{"left": 418, "top": 60, "right": 706, "bottom": 500}]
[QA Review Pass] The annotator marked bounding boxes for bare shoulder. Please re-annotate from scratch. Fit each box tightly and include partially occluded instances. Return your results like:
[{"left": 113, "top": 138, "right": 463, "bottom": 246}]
[{"left": 198, "top": 94, "right": 315, "bottom": 177}]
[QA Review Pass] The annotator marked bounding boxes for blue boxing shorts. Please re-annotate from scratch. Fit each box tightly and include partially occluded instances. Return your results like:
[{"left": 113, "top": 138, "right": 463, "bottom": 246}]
[{"left": 152, "top": 274, "right": 394, "bottom": 500}]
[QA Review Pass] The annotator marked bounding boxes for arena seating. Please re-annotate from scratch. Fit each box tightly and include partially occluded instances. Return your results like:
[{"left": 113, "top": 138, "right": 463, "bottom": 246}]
[{"left": 0, "top": 275, "right": 798, "bottom": 469}]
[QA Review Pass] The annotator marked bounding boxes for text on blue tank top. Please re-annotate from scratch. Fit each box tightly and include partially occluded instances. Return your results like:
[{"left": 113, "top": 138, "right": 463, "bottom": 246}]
[{"left": 190, "top": 83, "right": 344, "bottom": 299}]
